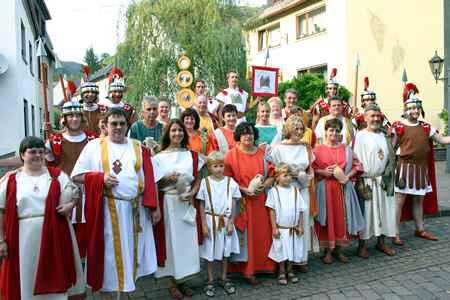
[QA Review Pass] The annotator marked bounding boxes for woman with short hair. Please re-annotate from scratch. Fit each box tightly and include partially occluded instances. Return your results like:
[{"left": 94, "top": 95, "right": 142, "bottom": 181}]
[
  {"left": 0, "top": 136, "right": 84, "bottom": 299},
  {"left": 312, "top": 118, "right": 365, "bottom": 264},
  {"left": 268, "top": 115, "right": 318, "bottom": 273},
  {"left": 224, "top": 122, "right": 276, "bottom": 284}
]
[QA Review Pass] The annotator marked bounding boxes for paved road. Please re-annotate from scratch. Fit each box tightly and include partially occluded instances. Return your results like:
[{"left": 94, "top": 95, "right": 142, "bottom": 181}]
[{"left": 89, "top": 216, "right": 450, "bottom": 299}]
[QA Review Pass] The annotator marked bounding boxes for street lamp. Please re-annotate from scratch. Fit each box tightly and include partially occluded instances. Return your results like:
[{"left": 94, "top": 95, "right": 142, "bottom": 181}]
[{"left": 429, "top": 50, "right": 444, "bottom": 84}]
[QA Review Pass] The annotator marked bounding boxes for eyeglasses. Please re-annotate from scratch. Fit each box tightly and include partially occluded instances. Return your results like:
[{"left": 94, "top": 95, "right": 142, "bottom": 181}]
[
  {"left": 26, "top": 149, "right": 45, "bottom": 155},
  {"left": 109, "top": 121, "right": 127, "bottom": 127}
]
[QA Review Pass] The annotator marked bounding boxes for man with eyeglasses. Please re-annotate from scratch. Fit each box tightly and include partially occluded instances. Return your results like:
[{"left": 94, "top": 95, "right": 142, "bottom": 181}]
[
  {"left": 46, "top": 101, "right": 98, "bottom": 262},
  {"left": 310, "top": 68, "right": 353, "bottom": 129},
  {"left": 71, "top": 108, "right": 164, "bottom": 298}
]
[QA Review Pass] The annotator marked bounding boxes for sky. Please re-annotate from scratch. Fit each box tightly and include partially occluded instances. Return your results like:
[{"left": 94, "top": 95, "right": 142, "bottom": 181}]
[{"left": 46, "top": 0, "right": 266, "bottom": 64}]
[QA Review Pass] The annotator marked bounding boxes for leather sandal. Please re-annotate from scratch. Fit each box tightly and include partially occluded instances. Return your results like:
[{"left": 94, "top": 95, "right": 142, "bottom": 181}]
[
  {"left": 178, "top": 284, "right": 194, "bottom": 297},
  {"left": 245, "top": 276, "right": 259, "bottom": 286},
  {"left": 332, "top": 250, "right": 349, "bottom": 263},
  {"left": 375, "top": 244, "right": 396, "bottom": 256},
  {"left": 278, "top": 274, "right": 287, "bottom": 285},
  {"left": 393, "top": 236, "right": 404, "bottom": 246},
  {"left": 357, "top": 246, "right": 370, "bottom": 259},
  {"left": 168, "top": 285, "right": 183, "bottom": 299},
  {"left": 414, "top": 230, "right": 438, "bottom": 241},
  {"left": 322, "top": 253, "right": 333, "bottom": 264},
  {"left": 287, "top": 272, "right": 299, "bottom": 284},
  {"left": 297, "top": 264, "right": 309, "bottom": 273}
]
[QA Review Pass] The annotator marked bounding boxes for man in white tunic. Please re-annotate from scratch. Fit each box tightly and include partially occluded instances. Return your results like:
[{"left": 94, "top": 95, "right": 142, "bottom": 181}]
[
  {"left": 315, "top": 96, "right": 354, "bottom": 146},
  {"left": 216, "top": 71, "right": 249, "bottom": 124},
  {"left": 353, "top": 104, "right": 396, "bottom": 258},
  {"left": 71, "top": 108, "right": 162, "bottom": 298}
]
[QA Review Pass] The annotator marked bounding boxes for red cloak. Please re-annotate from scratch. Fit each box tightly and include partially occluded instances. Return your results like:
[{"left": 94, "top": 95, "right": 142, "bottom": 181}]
[
  {"left": 0, "top": 167, "right": 76, "bottom": 299},
  {"left": 83, "top": 146, "right": 160, "bottom": 292}
]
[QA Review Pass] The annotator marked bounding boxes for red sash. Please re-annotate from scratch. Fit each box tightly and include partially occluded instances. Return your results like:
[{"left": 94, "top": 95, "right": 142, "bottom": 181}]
[{"left": 0, "top": 167, "right": 76, "bottom": 299}]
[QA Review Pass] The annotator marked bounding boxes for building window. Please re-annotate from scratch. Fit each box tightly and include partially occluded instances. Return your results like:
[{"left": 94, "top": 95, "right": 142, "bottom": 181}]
[
  {"left": 29, "top": 42, "right": 34, "bottom": 76},
  {"left": 21, "top": 21, "right": 27, "bottom": 63},
  {"left": 37, "top": 56, "right": 41, "bottom": 81},
  {"left": 23, "top": 99, "right": 29, "bottom": 137},
  {"left": 31, "top": 104, "right": 36, "bottom": 136},
  {"left": 39, "top": 107, "right": 43, "bottom": 137},
  {"left": 298, "top": 64, "right": 327, "bottom": 78},
  {"left": 41, "top": 20, "right": 46, "bottom": 36},
  {"left": 258, "top": 24, "right": 281, "bottom": 51},
  {"left": 296, "top": 6, "right": 326, "bottom": 39}
]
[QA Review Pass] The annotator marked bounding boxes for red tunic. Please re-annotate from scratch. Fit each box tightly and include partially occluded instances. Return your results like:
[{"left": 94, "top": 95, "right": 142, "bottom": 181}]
[
  {"left": 224, "top": 146, "right": 276, "bottom": 276},
  {"left": 312, "top": 144, "right": 362, "bottom": 249}
]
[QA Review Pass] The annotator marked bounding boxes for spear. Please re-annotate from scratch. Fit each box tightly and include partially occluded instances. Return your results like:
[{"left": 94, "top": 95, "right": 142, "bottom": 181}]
[
  {"left": 55, "top": 55, "right": 68, "bottom": 102},
  {"left": 353, "top": 53, "right": 360, "bottom": 107},
  {"left": 36, "top": 37, "right": 50, "bottom": 138}
]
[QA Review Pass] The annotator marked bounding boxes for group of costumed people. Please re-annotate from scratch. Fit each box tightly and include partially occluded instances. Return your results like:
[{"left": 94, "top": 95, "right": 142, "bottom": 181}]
[{"left": 0, "top": 66, "right": 448, "bottom": 300}]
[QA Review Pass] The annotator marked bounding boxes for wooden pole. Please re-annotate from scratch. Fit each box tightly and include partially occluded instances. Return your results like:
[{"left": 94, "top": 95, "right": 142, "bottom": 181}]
[
  {"left": 59, "top": 74, "right": 68, "bottom": 102},
  {"left": 353, "top": 64, "right": 359, "bottom": 108},
  {"left": 40, "top": 62, "right": 50, "bottom": 139}
]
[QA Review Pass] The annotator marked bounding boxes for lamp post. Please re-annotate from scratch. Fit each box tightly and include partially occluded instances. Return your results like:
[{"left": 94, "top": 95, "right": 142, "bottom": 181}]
[
  {"left": 429, "top": 50, "right": 450, "bottom": 172},
  {"left": 429, "top": 50, "right": 445, "bottom": 83}
]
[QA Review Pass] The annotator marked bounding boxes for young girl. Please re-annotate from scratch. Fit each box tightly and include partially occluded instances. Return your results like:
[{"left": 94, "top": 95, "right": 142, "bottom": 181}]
[
  {"left": 198, "top": 151, "right": 241, "bottom": 297},
  {"left": 266, "top": 164, "right": 306, "bottom": 285}
]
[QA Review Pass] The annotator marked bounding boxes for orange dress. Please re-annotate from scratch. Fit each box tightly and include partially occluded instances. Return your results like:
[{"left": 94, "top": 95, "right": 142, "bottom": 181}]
[
  {"left": 224, "top": 146, "right": 276, "bottom": 276},
  {"left": 188, "top": 131, "right": 214, "bottom": 155}
]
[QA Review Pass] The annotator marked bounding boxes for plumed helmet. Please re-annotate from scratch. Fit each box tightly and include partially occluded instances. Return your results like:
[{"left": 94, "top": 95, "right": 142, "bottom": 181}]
[
  {"left": 326, "top": 68, "right": 339, "bottom": 88},
  {"left": 361, "top": 77, "right": 376, "bottom": 105},
  {"left": 108, "top": 67, "right": 126, "bottom": 94},
  {"left": 79, "top": 81, "right": 99, "bottom": 95},
  {"left": 67, "top": 80, "right": 77, "bottom": 96},
  {"left": 61, "top": 101, "right": 83, "bottom": 115},
  {"left": 403, "top": 83, "right": 421, "bottom": 107}
]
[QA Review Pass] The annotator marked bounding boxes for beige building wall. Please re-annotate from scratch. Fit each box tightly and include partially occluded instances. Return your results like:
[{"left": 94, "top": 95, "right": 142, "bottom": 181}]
[{"left": 345, "top": 0, "right": 444, "bottom": 129}]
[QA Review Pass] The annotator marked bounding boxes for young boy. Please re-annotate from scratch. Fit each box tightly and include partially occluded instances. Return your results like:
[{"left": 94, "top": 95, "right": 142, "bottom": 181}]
[
  {"left": 266, "top": 164, "right": 306, "bottom": 285},
  {"left": 198, "top": 151, "right": 241, "bottom": 297}
]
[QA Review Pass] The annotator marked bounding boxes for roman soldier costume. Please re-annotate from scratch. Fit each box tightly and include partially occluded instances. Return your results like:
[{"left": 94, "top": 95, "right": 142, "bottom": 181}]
[
  {"left": 105, "top": 67, "right": 136, "bottom": 125},
  {"left": 353, "top": 77, "right": 390, "bottom": 131},
  {"left": 392, "top": 83, "right": 439, "bottom": 220},
  {"left": 79, "top": 69, "right": 108, "bottom": 134},
  {"left": 310, "top": 68, "right": 352, "bottom": 127},
  {"left": 47, "top": 101, "right": 98, "bottom": 257}
]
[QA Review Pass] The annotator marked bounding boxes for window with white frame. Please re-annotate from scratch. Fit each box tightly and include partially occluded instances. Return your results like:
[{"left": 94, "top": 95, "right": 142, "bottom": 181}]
[
  {"left": 258, "top": 24, "right": 281, "bottom": 51},
  {"left": 298, "top": 64, "right": 327, "bottom": 78},
  {"left": 296, "top": 6, "right": 326, "bottom": 39}
]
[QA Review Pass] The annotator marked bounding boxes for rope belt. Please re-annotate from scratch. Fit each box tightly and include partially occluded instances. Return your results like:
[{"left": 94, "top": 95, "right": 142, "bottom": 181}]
[
  {"left": 205, "top": 211, "right": 227, "bottom": 232},
  {"left": 277, "top": 224, "right": 299, "bottom": 235},
  {"left": 19, "top": 213, "right": 44, "bottom": 220}
]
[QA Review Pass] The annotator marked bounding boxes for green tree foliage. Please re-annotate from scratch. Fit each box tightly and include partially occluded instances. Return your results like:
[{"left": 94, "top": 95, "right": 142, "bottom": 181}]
[
  {"left": 116, "top": 0, "right": 259, "bottom": 109},
  {"left": 278, "top": 73, "right": 351, "bottom": 109},
  {"left": 83, "top": 47, "right": 101, "bottom": 73}
]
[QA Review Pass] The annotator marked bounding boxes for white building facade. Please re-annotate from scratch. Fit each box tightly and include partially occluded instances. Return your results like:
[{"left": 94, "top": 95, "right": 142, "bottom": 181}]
[
  {"left": 0, "top": 0, "right": 55, "bottom": 157},
  {"left": 246, "top": 0, "right": 445, "bottom": 129}
]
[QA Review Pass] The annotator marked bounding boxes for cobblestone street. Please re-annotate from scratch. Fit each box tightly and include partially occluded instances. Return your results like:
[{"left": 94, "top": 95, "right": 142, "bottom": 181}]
[{"left": 89, "top": 216, "right": 450, "bottom": 300}]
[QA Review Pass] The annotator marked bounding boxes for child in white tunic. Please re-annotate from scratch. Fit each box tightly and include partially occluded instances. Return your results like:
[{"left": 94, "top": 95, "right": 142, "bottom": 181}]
[
  {"left": 266, "top": 164, "right": 306, "bottom": 285},
  {"left": 198, "top": 152, "right": 241, "bottom": 297}
]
